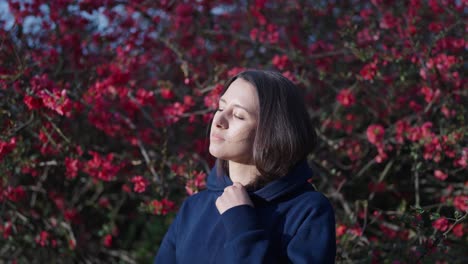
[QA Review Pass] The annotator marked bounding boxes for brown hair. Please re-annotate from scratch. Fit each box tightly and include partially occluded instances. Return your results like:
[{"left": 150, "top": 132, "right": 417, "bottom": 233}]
[{"left": 216, "top": 70, "right": 316, "bottom": 189}]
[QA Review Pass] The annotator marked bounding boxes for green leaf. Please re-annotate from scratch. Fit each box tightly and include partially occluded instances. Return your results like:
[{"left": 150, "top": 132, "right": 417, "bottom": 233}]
[{"left": 430, "top": 212, "right": 440, "bottom": 220}]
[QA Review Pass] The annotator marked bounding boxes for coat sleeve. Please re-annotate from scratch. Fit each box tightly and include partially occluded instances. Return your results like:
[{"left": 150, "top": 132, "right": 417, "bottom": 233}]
[
  {"left": 220, "top": 204, "right": 278, "bottom": 264},
  {"left": 153, "top": 202, "right": 185, "bottom": 264},
  {"left": 220, "top": 197, "right": 336, "bottom": 264},
  {"left": 286, "top": 197, "right": 336, "bottom": 264}
]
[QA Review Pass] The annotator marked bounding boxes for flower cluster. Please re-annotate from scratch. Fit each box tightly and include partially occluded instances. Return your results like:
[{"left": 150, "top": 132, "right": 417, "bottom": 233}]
[{"left": 0, "top": 0, "right": 465, "bottom": 263}]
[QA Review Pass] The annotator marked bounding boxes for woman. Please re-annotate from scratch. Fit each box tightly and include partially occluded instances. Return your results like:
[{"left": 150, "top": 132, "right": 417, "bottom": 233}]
[{"left": 155, "top": 70, "right": 336, "bottom": 263}]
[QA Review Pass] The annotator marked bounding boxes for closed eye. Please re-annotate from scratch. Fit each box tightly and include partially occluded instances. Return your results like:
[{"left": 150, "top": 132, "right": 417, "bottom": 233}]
[{"left": 216, "top": 108, "right": 244, "bottom": 120}]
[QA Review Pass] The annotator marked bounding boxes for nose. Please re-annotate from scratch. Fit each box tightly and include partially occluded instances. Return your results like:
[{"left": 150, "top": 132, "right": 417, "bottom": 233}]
[{"left": 214, "top": 111, "right": 228, "bottom": 129}]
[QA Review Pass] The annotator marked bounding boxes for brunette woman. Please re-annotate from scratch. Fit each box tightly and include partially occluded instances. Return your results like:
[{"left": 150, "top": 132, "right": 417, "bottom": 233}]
[{"left": 155, "top": 70, "right": 336, "bottom": 263}]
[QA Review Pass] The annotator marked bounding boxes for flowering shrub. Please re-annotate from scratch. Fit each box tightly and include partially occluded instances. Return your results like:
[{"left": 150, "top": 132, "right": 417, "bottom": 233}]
[{"left": 0, "top": 0, "right": 466, "bottom": 263}]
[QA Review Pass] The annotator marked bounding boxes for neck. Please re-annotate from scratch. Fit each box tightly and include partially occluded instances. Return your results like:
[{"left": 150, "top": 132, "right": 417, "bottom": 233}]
[{"left": 228, "top": 161, "right": 259, "bottom": 186}]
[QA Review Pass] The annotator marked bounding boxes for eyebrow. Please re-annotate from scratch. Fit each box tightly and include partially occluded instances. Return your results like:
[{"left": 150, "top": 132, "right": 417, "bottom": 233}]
[{"left": 219, "top": 98, "right": 254, "bottom": 115}]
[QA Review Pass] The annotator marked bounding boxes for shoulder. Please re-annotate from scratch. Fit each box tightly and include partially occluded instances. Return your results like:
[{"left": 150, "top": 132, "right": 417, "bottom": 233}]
[
  {"left": 290, "top": 189, "right": 335, "bottom": 215},
  {"left": 177, "top": 189, "right": 214, "bottom": 210}
]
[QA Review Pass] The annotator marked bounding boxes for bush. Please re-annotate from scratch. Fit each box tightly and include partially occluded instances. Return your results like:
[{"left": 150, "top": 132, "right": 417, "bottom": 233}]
[{"left": 0, "top": 0, "right": 466, "bottom": 263}]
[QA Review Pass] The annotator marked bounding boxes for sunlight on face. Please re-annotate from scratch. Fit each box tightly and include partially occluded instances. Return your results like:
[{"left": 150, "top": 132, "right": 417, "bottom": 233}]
[{"left": 209, "top": 78, "right": 260, "bottom": 164}]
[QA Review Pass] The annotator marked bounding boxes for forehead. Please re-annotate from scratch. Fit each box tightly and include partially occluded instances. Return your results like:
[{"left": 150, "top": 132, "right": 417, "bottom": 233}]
[{"left": 221, "top": 78, "right": 259, "bottom": 110}]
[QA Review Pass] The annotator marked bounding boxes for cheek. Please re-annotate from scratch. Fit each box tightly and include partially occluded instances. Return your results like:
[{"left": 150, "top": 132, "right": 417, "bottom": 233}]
[{"left": 227, "top": 124, "right": 256, "bottom": 143}]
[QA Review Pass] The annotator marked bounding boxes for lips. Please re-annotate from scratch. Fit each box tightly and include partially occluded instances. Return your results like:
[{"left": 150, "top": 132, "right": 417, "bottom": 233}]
[{"left": 211, "top": 132, "right": 225, "bottom": 141}]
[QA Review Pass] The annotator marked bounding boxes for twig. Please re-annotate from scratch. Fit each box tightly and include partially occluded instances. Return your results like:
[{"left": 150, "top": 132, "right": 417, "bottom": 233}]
[
  {"left": 100, "top": 249, "right": 136, "bottom": 264},
  {"left": 414, "top": 170, "right": 420, "bottom": 208},
  {"left": 30, "top": 166, "right": 49, "bottom": 208},
  {"left": 137, "top": 139, "right": 161, "bottom": 185},
  {"left": 443, "top": 211, "right": 468, "bottom": 237}
]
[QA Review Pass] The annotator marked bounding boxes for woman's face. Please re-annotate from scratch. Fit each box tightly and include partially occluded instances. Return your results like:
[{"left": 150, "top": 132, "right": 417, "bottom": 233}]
[{"left": 209, "top": 78, "right": 260, "bottom": 164}]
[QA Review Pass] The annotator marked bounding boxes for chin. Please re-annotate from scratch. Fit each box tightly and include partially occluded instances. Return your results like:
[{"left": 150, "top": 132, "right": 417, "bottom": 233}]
[{"left": 208, "top": 145, "right": 221, "bottom": 159}]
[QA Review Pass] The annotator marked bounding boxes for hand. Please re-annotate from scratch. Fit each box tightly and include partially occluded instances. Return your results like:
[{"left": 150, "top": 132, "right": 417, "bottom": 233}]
[{"left": 215, "top": 182, "right": 254, "bottom": 215}]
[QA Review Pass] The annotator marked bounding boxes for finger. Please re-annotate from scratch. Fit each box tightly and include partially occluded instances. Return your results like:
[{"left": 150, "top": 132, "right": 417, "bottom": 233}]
[
  {"left": 232, "top": 182, "right": 243, "bottom": 187},
  {"left": 215, "top": 196, "right": 222, "bottom": 207}
]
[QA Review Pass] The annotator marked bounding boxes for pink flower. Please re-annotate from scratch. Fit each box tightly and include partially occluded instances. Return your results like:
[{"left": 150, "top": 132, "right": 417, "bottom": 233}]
[
  {"left": 203, "top": 84, "right": 224, "bottom": 109},
  {"left": 35, "top": 231, "right": 50, "bottom": 247},
  {"left": 149, "top": 198, "right": 176, "bottom": 215},
  {"left": 160, "top": 88, "right": 174, "bottom": 100},
  {"left": 434, "top": 170, "right": 448, "bottom": 181},
  {"left": 336, "top": 224, "right": 347, "bottom": 237},
  {"left": 185, "top": 171, "right": 207, "bottom": 196},
  {"left": 103, "top": 234, "right": 112, "bottom": 247},
  {"left": 5, "top": 186, "right": 26, "bottom": 202},
  {"left": 452, "top": 224, "right": 464, "bottom": 238},
  {"left": 131, "top": 176, "right": 149, "bottom": 193},
  {"left": 83, "top": 151, "right": 121, "bottom": 181},
  {"left": 432, "top": 217, "right": 449, "bottom": 232},
  {"left": 379, "top": 12, "right": 398, "bottom": 29},
  {"left": 272, "top": 55, "right": 290, "bottom": 70},
  {"left": 336, "top": 89, "right": 356, "bottom": 107},
  {"left": 420, "top": 86, "right": 441, "bottom": 103},
  {"left": 453, "top": 195, "right": 468, "bottom": 212},
  {"left": 395, "top": 120, "right": 409, "bottom": 144},
  {"left": 360, "top": 61, "right": 377, "bottom": 81},
  {"left": 366, "top": 124, "right": 385, "bottom": 145},
  {"left": 38, "top": 89, "right": 73, "bottom": 117},
  {"left": 65, "top": 157, "right": 80, "bottom": 179},
  {"left": 0, "top": 137, "right": 17, "bottom": 161},
  {"left": 1, "top": 222, "right": 13, "bottom": 239},
  {"left": 23, "top": 95, "right": 43, "bottom": 110}
]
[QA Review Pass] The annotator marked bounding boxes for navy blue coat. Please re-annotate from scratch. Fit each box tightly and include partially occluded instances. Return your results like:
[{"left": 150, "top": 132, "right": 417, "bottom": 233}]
[{"left": 154, "top": 160, "right": 336, "bottom": 263}]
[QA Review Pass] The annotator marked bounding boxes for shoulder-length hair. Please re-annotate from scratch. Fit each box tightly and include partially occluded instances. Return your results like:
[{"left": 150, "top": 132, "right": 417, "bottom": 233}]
[{"left": 216, "top": 69, "right": 317, "bottom": 188}]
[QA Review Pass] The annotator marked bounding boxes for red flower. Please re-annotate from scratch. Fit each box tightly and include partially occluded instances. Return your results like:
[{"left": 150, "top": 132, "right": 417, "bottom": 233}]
[
  {"left": 432, "top": 217, "right": 449, "bottom": 232},
  {"left": 23, "top": 95, "right": 43, "bottom": 110},
  {"left": 64, "top": 208, "right": 80, "bottom": 224},
  {"left": 83, "top": 151, "right": 121, "bottom": 181},
  {"left": 379, "top": 224, "right": 397, "bottom": 239},
  {"left": 272, "top": 55, "right": 290, "bottom": 70},
  {"left": 360, "top": 61, "right": 377, "bottom": 81},
  {"left": 379, "top": 13, "right": 398, "bottom": 29},
  {"left": 366, "top": 124, "right": 385, "bottom": 145},
  {"left": 348, "top": 225, "right": 363, "bottom": 236},
  {"left": 420, "top": 86, "right": 440, "bottom": 103},
  {"left": 69, "top": 239, "right": 76, "bottom": 250},
  {"left": 0, "top": 222, "right": 13, "bottom": 239},
  {"left": 336, "top": 224, "right": 347, "bottom": 237},
  {"left": 452, "top": 224, "right": 464, "bottom": 238},
  {"left": 227, "top": 67, "right": 246, "bottom": 77},
  {"left": 65, "top": 157, "right": 80, "bottom": 179},
  {"left": 5, "top": 186, "right": 26, "bottom": 202},
  {"left": 395, "top": 120, "right": 409, "bottom": 144},
  {"left": 38, "top": 89, "right": 73, "bottom": 117},
  {"left": 122, "top": 184, "right": 131, "bottom": 193},
  {"left": 131, "top": 176, "right": 149, "bottom": 193},
  {"left": 160, "top": 88, "right": 174, "bottom": 100},
  {"left": 103, "top": 234, "right": 112, "bottom": 247},
  {"left": 203, "top": 84, "right": 223, "bottom": 110},
  {"left": 434, "top": 170, "right": 448, "bottom": 181},
  {"left": 0, "top": 137, "right": 17, "bottom": 161},
  {"left": 98, "top": 197, "right": 110, "bottom": 208},
  {"left": 336, "top": 89, "right": 356, "bottom": 107},
  {"left": 35, "top": 231, "right": 50, "bottom": 247},
  {"left": 368, "top": 182, "right": 387, "bottom": 193},
  {"left": 453, "top": 195, "right": 468, "bottom": 212},
  {"left": 149, "top": 198, "right": 176, "bottom": 215},
  {"left": 185, "top": 171, "right": 207, "bottom": 196}
]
